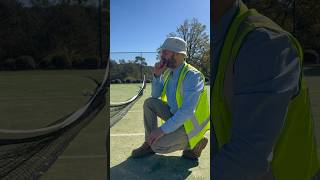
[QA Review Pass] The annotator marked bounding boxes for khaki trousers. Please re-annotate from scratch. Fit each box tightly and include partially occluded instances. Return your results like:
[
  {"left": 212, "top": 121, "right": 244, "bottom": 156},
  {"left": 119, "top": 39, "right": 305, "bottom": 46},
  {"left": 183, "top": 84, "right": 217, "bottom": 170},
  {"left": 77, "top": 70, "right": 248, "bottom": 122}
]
[{"left": 143, "top": 97, "right": 189, "bottom": 154}]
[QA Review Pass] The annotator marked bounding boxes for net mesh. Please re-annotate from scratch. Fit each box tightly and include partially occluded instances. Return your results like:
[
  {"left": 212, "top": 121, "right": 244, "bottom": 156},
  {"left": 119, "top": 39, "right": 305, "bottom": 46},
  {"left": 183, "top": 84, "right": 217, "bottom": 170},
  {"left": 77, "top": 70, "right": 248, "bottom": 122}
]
[
  {"left": 110, "top": 77, "right": 146, "bottom": 127},
  {"left": 0, "top": 67, "right": 108, "bottom": 179}
]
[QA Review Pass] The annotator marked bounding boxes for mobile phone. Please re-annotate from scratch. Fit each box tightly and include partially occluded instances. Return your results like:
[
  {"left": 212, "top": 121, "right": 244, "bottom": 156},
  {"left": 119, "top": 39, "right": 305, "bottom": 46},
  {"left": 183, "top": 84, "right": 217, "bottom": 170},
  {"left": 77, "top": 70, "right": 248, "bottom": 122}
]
[{"left": 159, "top": 58, "right": 167, "bottom": 68}]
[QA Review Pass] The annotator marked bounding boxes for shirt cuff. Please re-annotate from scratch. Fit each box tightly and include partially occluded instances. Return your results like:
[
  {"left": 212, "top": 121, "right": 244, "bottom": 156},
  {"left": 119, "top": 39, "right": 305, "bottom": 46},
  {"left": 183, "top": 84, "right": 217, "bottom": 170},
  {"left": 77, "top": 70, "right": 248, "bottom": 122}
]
[
  {"left": 160, "top": 117, "right": 179, "bottom": 134},
  {"left": 160, "top": 125, "right": 170, "bottom": 134}
]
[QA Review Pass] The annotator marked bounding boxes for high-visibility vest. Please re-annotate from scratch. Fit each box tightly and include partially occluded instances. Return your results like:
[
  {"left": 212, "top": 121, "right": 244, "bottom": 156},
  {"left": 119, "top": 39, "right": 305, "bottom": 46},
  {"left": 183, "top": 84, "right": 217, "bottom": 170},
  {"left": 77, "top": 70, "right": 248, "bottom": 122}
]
[
  {"left": 160, "top": 62, "right": 210, "bottom": 149},
  {"left": 211, "top": 1, "right": 320, "bottom": 179}
]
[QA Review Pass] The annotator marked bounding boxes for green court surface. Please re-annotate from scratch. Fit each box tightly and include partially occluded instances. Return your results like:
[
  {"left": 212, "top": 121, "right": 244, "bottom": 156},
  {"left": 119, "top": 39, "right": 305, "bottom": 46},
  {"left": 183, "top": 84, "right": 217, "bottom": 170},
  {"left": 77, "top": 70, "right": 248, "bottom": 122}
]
[
  {"left": 304, "top": 67, "right": 320, "bottom": 158},
  {"left": 0, "top": 70, "right": 107, "bottom": 180},
  {"left": 110, "top": 84, "right": 210, "bottom": 180}
]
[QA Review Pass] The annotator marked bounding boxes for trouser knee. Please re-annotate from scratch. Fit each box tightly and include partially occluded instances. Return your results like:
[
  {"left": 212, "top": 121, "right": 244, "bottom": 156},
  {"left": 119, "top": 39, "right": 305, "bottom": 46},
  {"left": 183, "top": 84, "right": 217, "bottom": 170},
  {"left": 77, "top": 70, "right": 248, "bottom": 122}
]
[{"left": 143, "top": 97, "right": 158, "bottom": 110}]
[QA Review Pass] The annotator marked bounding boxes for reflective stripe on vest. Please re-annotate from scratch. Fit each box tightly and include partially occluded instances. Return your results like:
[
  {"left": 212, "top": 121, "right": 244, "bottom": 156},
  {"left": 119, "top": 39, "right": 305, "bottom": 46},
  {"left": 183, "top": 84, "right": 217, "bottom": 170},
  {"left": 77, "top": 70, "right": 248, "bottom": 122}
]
[
  {"left": 211, "top": 1, "right": 319, "bottom": 179},
  {"left": 160, "top": 62, "right": 210, "bottom": 149}
]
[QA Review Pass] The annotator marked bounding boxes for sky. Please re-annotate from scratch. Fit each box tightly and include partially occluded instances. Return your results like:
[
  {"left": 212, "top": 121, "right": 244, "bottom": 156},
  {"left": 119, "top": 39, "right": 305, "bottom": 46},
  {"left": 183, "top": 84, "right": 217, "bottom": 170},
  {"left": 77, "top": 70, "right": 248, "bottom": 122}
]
[{"left": 110, "top": 0, "right": 210, "bottom": 66}]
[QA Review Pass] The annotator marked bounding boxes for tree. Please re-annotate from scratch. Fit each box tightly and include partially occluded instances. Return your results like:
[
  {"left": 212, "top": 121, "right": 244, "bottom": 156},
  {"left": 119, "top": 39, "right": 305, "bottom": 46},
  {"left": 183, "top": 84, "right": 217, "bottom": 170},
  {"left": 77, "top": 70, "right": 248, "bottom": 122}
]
[
  {"left": 134, "top": 56, "right": 147, "bottom": 80},
  {"left": 200, "top": 43, "right": 210, "bottom": 78},
  {"left": 30, "top": 0, "right": 52, "bottom": 7},
  {"left": 168, "top": 18, "right": 210, "bottom": 76},
  {"left": 0, "top": 0, "right": 102, "bottom": 69},
  {"left": 110, "top": 58, "right": 154, "bottom": 82},
  {"left": 134, "top": 56, "right": 147, "bottom": 66}
]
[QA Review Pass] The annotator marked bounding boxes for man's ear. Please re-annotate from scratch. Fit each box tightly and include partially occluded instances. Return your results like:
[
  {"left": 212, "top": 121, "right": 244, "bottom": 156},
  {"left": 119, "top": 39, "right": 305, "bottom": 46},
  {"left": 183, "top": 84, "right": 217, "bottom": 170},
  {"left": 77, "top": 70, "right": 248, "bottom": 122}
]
[
  {"left": 175, "top": 53, "right": 185, "bottom": 61},
  {"left": 173, "top": 53, "right": 179, "bottom": 60}
]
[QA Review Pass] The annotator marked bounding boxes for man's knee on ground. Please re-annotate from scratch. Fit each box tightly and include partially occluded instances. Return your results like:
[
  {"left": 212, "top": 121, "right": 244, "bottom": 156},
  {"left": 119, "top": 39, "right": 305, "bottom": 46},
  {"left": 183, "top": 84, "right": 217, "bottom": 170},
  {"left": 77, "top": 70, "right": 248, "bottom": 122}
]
[{"left": 143, "top": 97, "right": 157, "bottom": 110}]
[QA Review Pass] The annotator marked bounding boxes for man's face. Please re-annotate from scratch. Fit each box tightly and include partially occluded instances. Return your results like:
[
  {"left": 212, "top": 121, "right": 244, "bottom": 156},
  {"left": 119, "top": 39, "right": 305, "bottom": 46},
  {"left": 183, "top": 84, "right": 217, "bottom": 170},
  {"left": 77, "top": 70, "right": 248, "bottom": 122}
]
[{"left": 160, "top": 49, "right": 177, "bottom": 69}]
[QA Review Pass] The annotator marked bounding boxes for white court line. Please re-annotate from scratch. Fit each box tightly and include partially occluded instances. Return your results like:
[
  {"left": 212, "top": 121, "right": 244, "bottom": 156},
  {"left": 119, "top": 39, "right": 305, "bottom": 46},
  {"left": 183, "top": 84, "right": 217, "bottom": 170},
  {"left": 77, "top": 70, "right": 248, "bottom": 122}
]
[
  {"left": 127, "top": 110, "right": 143, "bottom": 113},
  {"left": 58, "top": 155, "right": 107, "bottom": 159}
]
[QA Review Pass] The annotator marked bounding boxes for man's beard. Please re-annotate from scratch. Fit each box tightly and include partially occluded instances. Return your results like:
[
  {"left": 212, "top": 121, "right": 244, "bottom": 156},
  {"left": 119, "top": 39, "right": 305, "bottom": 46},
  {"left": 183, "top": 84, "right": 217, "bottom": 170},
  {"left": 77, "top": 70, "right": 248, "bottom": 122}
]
[{"left": 165, "top": 54, "right": 176, "bottom": 69}]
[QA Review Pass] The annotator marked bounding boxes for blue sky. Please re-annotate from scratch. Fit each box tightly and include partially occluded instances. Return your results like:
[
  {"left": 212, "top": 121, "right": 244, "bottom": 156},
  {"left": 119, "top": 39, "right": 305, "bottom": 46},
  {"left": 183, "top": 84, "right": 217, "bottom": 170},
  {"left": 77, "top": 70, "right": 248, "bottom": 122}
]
[{"left": 110, "top": 0, "right": 210, "bottom": 66}]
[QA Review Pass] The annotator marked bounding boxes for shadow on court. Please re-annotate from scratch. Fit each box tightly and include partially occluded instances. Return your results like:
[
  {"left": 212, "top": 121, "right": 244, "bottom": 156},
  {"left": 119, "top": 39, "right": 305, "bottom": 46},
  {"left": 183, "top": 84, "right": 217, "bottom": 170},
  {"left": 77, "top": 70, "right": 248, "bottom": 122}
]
[{"left": 110, "top": 154, "right": 199, "bottom": 180}]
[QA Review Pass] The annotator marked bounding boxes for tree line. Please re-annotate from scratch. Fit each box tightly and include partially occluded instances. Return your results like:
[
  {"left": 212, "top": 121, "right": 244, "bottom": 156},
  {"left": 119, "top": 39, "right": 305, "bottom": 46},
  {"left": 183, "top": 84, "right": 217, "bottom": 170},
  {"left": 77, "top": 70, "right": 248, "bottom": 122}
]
[
  {"left": 0, "top": 0, "right": 108, "bottom": 70},
  {"left": 110, "top": 56, "right": 153, "bottom": 84}
]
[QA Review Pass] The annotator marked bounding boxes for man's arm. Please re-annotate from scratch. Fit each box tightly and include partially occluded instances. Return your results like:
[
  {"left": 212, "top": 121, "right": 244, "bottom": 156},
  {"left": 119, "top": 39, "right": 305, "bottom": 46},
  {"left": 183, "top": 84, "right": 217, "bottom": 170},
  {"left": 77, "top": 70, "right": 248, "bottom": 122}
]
[
  {"left": 212, "top": 28, "right": 300, "bottom": 180},
  {"left": 151, "top": 61, "right": 167, "bottom": 98},
  {"left": 151, "top": 74, "right": 164, "bottom": 98},
  {"left": 160, "top": 71, "right": 205, "bottom": 134}
]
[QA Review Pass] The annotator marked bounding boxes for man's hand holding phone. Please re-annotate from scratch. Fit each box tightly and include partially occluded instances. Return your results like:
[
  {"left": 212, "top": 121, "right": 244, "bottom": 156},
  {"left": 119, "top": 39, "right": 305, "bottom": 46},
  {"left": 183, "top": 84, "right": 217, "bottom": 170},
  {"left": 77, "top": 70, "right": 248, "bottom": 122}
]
[{"left": 154, "top": 59, "right": 167, "bottom": 76}]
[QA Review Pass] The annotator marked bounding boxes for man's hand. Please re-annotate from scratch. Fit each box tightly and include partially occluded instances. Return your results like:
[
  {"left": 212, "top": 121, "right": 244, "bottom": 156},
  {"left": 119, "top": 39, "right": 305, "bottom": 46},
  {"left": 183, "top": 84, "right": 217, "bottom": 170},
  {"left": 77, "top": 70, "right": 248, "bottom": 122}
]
[
  {"left": 148, "top": 127, "right": 165, "bottom": 146},
  {"left": 154, "top": 59, "right": 167, "bottom": 76}
]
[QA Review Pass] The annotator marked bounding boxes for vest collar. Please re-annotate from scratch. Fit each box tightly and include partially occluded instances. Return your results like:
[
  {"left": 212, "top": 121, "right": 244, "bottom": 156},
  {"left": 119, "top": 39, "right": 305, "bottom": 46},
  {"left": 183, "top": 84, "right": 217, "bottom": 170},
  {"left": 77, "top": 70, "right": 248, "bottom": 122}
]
[{"left": 169, "top": 61, "right": 186, "bottom": 77}]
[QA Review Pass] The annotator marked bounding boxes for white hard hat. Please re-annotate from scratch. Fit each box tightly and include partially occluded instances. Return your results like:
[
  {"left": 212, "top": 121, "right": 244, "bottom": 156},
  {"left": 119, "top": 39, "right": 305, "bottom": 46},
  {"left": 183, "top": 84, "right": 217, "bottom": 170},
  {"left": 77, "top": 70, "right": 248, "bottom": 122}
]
[{"left": 161, "top": 37, "right": 187, "bottom": 55}]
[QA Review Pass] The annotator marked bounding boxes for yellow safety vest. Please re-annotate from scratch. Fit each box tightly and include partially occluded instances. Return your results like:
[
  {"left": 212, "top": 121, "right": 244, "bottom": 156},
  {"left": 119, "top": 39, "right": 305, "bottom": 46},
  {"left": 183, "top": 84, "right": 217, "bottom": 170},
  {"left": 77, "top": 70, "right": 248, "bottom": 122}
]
[
  {"left": 160, "top": 62, "right": 210, "bottom": 149},
  {"left": 211, "top": 1, "right": 319, "bottom": 179}
]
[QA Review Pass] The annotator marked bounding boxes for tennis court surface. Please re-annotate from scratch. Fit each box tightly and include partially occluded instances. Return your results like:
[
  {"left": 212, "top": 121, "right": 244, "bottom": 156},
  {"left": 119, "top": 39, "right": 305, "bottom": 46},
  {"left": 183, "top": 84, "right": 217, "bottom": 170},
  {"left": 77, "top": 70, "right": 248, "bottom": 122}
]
[{"left": 0, "top": 70, "right": 107, "bottom": 180}]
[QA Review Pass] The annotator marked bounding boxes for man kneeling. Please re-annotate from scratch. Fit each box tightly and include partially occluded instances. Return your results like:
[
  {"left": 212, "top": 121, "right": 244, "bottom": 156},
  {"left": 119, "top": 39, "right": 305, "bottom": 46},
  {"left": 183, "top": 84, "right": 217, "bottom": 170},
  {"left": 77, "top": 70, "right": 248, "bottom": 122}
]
[{"left": 131, "top": 37, "right": 210, "bottom": 160}]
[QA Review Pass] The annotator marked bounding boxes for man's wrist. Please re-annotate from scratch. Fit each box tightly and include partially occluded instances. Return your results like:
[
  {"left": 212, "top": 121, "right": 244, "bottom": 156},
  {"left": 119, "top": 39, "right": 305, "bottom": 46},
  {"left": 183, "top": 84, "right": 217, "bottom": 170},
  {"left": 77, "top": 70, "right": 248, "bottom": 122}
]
[{"left": 159, "top": 125, "right": 168, "bottom": 134}]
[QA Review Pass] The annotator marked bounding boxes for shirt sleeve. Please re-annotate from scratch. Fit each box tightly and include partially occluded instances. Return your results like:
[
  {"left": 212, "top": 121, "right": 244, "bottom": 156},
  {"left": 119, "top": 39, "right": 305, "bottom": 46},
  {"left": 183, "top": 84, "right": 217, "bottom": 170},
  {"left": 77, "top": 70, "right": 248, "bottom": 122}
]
[
  {"left": 160, "top": 71, "right": 205, "bottom": 134},
  {"left": 151, "top": 74, "right": 164, "bottom": 98},
  {"left": 212, "top": 28, "right": 301, "bottom": 180}
]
